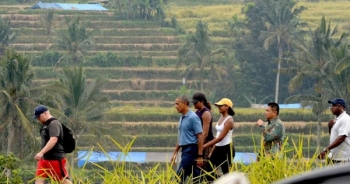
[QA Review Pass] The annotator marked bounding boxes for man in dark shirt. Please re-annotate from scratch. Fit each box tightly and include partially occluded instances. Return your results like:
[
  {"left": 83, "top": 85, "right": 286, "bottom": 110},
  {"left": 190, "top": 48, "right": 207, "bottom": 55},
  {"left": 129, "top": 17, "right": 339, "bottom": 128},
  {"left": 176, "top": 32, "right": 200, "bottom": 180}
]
[{"left": 33, "top": 105, "right": 72, "bottom": 184}]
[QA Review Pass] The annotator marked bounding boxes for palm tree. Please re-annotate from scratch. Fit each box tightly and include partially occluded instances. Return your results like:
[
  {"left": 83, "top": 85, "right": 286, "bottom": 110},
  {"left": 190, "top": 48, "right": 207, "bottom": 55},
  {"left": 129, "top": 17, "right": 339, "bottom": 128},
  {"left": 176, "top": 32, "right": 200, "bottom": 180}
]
[
  {"left": 330, "top": 43, "right": 350, "bottom": 111},
  {"left": 0, "top": 18, "right": 16, "bottom": 55},
  {"left": 41, "top": 9, "right": 55, "bottom": 50},
  {"left": 53, "top": 66, "right": 110, "bottom": 168},
  {"left": 177, "top": 20, "right": 228, "bottom": 92},
  {"left": 0, "top": 49, "right": 37, "bottom": 157},
  {"left": 286, "top": 16, "right": 346, "bottom": 147},
  {"left": 55, "top": 16, "right": 94, "bottom": 66},
  {"left": 259, "top": 0, "right": 306, "bottom": 102}
]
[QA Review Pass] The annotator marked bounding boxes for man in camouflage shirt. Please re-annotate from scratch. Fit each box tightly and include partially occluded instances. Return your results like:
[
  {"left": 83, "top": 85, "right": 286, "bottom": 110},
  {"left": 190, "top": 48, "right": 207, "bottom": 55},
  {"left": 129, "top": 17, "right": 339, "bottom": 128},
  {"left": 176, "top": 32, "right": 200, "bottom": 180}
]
[{"left": 256, "top": 102, "right": 285, "bottom": 158}]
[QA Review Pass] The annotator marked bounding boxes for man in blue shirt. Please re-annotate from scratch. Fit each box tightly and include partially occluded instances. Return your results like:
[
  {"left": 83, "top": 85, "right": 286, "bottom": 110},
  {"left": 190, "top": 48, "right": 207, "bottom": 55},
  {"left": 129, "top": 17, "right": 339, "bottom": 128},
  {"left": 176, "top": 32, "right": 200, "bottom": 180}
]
[{"left": 171, "top": 95, "right": 204, "bottom": 183}]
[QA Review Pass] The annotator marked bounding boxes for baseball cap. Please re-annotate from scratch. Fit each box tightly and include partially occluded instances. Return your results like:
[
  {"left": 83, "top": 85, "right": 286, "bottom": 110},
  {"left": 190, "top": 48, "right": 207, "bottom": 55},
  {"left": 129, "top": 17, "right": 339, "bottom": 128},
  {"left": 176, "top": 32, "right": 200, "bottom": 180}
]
[
  {"left": 215, "top": 98, "right": 233, "bottom": 108},
  {"left": 33, "top": 105, "right": 48, "bottom": 119},
  {"left": 328, "top": 98, "right": 346, "bottom": 108},
  {"left": 215, "top": 98, "right": 235, "bottom": 116},
  {"left": 192, "top": 92, "right": 207, "bottom": 104}
]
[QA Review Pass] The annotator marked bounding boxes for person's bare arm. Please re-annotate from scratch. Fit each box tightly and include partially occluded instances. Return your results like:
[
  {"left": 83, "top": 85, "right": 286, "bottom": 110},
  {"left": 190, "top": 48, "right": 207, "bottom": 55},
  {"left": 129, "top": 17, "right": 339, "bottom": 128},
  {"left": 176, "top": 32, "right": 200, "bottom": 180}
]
[
  {"left": 202, "top": 111, "right": 211, "bottom": 142},
  {"left": 196, "top": 132, "right": 204, "bottom": 167},
  {"left": 34, "top": 137, "right": 58, "bottom": 161},
  {"left": 203, "top": 118, "right": 233, "bottom": 148},
  {"left": 319, "top": 135, "right": 346, "bottom": 159},
  {"left": 171, "top": 141, "right": 180, "bottom": 164}
]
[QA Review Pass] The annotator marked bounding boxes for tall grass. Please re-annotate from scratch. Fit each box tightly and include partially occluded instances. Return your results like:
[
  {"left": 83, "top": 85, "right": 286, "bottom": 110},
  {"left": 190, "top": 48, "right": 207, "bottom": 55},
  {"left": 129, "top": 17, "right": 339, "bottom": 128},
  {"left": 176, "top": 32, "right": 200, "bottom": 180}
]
[{"left": 25, "top": 136, "right": 331, "bottom": 184}]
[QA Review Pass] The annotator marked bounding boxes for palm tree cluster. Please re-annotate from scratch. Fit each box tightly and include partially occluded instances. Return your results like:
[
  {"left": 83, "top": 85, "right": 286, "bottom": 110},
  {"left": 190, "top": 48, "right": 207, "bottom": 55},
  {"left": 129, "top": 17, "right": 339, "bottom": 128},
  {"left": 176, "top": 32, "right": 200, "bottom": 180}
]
[
  {"left": 285, "top": 16, "right": 350, "bottom": 147},
  {"left": 0, "top": 48, "right": 110, "bottom": 162},
  {"left": 177, "top": 0, "right": 350, "bottom": 148},
  {"left": 177, "top": 20, "right": 229, "bottom": 92}
]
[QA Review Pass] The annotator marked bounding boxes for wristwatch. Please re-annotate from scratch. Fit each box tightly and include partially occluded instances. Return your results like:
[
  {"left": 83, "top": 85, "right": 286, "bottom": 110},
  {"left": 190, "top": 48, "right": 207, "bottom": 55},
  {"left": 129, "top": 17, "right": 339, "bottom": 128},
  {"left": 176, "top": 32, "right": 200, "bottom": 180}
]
[
  {"left": 322, "top": 148, "right": 328, "bottom": 152},
  {"left": 197, "top": 154, "right": 203, "bottom": 158}
]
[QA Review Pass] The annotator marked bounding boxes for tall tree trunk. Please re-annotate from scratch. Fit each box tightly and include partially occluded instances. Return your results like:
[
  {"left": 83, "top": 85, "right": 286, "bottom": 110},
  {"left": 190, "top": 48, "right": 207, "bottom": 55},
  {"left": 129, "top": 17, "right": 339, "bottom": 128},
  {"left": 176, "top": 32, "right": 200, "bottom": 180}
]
[
  {"left": 20, "top": 125, "right": 24, "bottom": 159},
  {"left": 117, "top": 1, "right": 122, "bottom": 16},
  {"left": 275, "top": 42, "right": 283, "bottom": 103},
  {"left": 316, "top": 114, "right": 321, "bottom": 148},
  {"left": 46, "top": 35, "right": 50, "bottom": 50},
  {"left": 7, "top": 121, "right": 15, "bottom": 155},
  {"left": 200, "top": 65, "right": 204, "bottom": 92},
  {"left": 127, "top": 0, "right": 132, "bottom": 20}
]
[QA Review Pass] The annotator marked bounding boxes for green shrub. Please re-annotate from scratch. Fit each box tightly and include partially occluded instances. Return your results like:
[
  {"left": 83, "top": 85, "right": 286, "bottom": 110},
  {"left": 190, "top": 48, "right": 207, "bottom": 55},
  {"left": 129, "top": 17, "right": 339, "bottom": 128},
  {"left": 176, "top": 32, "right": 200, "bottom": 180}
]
[
  {"left": 32, "top": 50, "right": 62, "bottom": 67},
  {"left": 0, "top": 154, "right": 23, "bottom": 183}
]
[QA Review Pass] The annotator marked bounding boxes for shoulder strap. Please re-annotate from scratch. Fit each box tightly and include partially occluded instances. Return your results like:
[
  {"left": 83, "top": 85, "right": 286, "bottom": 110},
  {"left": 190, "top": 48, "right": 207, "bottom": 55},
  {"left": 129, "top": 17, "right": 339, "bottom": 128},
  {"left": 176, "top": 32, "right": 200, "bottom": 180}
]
[
  {"left": 222, "top": 116, "right": 232, "bottom": 125},
  {"left": 44, "top": 117, "right": 57, "bottom": 126},
  {"left": 43, "top": 118, "right": 59, "bottom": 136}
]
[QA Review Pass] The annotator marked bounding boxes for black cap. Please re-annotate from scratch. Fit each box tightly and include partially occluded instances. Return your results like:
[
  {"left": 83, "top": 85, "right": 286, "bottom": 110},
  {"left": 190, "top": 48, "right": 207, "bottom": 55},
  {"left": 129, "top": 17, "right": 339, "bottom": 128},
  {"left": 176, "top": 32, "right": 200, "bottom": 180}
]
[
  {"left": 33, "top": 105, "right": 48, "bottom": 119},
  {"left": 192, "top": 92, "right": 207, "bottom": 104},
  {"left": 328, "top": 98, "right": 346, "bottom": 108}
]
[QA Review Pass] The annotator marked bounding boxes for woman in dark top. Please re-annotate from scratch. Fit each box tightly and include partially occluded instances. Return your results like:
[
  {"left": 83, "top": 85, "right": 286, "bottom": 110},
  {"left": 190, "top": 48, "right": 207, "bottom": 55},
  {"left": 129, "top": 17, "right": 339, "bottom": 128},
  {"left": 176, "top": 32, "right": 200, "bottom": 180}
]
[
  {"left": 192, "top": 92, "right": 215, "bottom": 181},
  {"left": 192, "top": 92, "right": 214, "bottom": 145}
]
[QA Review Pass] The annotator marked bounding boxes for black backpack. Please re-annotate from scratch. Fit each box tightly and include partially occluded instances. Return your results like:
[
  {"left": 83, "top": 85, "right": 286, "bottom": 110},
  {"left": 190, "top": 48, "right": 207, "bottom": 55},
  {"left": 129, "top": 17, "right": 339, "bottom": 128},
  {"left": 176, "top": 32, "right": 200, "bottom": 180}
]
[{"left": 45, "top": 118, "right": 76, "bottom": 153}]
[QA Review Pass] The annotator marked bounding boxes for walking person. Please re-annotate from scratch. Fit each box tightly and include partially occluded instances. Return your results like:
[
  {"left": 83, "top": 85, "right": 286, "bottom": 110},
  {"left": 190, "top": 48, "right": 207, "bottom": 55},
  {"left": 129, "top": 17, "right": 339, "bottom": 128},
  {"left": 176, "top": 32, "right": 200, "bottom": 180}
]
[
  {"left": 256, "top": 102, "right": 285, "bottom": 160},
  {"left": 203, "top": 98, "right": 235, "bottom": 181},
  {"left": 318, "top": 98, "right": 350, "bottom": 164},
  {"left": 192, "top": 92, "right": 214, "bottom": 158},
  {"left": 33, "top": 105, "right": 72, "bottom": 184},
  {"left": 171, "top": 95, "right": 204, "bottom": 183},
  {"left": 192, "top": 92, "right": 215, "bottom": 181}
]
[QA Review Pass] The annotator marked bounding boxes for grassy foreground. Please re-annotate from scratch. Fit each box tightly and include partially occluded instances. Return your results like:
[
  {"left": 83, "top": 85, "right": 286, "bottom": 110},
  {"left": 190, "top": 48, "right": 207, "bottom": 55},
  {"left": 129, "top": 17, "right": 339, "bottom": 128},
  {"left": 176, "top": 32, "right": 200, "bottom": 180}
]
[{"left": 25, "top": 137, "right": 329, "bottom": 184}]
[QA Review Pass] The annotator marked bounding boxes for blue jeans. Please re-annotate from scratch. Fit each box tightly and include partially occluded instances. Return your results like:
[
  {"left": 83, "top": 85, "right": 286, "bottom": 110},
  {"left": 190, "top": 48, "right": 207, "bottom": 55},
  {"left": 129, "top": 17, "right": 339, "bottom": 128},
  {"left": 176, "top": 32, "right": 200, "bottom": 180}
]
[{"left": 176, "top": 144, "right": 200, "bottom": 183}]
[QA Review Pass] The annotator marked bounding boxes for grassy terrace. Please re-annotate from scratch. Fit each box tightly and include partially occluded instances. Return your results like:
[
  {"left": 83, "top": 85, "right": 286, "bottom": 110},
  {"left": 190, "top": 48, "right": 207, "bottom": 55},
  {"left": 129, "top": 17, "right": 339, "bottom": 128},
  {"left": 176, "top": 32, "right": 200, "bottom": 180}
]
[
  {"left": 166, "top": 1, "right": 350, "bottom": 35},
  {"left": 2, "top": 1, "right": 349, "bottom": 107}
]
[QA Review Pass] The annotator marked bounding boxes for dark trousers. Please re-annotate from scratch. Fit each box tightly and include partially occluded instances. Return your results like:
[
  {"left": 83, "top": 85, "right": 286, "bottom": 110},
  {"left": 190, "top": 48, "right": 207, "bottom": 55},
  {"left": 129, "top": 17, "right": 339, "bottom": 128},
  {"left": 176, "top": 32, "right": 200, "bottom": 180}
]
[
  {"left": 205, "top": 143, "right": 235, "bottom": 181},
  {"left": 176, "top": 144, "right": 200, "bottom": 184}
]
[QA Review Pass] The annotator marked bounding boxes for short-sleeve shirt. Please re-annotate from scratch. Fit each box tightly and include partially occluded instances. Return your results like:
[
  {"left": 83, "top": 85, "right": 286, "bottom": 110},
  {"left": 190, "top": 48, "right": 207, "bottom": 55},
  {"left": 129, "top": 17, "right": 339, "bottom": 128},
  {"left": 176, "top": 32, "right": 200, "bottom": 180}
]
[
  {"left": 178, "top": 110, "right": 203, "bottom": 146},
  {"left": 40, "top": 118, "right": 65, "bottom": 160},
  {"left": 329, "top": 112, "right": 350, "bottom": 161}
]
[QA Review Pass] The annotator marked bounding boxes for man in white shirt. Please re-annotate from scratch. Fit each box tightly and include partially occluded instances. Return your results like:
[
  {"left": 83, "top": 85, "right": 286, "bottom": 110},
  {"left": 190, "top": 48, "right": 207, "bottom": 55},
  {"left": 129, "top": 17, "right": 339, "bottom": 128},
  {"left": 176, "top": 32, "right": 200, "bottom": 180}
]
[{"left": 318, "top": 98, "right": 350, "bottom": 164}]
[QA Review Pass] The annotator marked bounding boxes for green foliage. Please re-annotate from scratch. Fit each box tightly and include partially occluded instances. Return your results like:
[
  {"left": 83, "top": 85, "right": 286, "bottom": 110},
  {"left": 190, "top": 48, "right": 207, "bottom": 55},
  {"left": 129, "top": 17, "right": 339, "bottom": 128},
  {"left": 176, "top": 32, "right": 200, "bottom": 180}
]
[
  {"left": 0, "top": 153, "right": 22, "bottom": 183},
  {"left": 0, "top": 48, "right": 38, "bottom": 157},
  {"left": 177, "top": 20, "right": 229, "bottom": 91},
  {"left": 32, "top": 50, "right": 61, "bottom": 67},
  {"left": 55, "top": 16, "right": 94, "bottom": 66},
  {"left": 31, "top": 51, "right": 177, "bottom": 67},
  {"left": 87, "top": 52, "right": 152, "bottom": 67},
  {"left": 0, "top": 17, "right": 16, "bottom": 46},
  {"left": 169, "top": 17, "right": 185, "bottom": 34}
]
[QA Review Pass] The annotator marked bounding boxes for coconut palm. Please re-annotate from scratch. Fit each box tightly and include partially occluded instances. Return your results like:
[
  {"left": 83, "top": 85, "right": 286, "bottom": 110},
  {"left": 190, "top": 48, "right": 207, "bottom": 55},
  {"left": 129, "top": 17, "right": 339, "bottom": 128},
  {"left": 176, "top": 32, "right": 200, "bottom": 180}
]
[
  {"left": 55, "top": 16, "right": 94, "bottom": 66},
  {"left": 259, "top": 0, "right": 306, "bottom": 102},
  {"left": 329, "top": 43, "right": 350, "bottom": 111},
  {"left": 53, "top": 66, "right": 111, "bottom": 168},
  {"left": 0, "top": 18, "right": 16, "bottom": 56},
  {"left": 177, "top": 20, "right": 228, "bottom": 92},
  {"left": 0, "top": 49, "right": 36, "bottom": 158},
  {"left": 41, "top": 9, "right": 55, "bottom": 50},
  {"left": 286, "top": 16, "right": 347, "bottom": 147}
]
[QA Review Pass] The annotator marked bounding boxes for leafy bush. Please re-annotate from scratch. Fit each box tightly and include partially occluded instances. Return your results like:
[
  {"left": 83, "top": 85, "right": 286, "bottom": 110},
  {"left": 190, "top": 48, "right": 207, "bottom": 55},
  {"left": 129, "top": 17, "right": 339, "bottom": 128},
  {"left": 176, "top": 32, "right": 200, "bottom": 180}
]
[
  {"left": 32, "top": 50, "right": 62, "bottom": 67},
  {"left": 0, "top": 153, "right": 23, "bottom": 183}
]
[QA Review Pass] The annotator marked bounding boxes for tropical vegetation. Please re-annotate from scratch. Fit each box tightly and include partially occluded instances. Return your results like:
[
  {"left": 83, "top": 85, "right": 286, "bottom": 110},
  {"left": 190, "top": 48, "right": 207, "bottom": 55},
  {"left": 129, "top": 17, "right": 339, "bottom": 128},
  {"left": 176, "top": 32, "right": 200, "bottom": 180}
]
[{"left": 0, "top": 0, "right": 350, "bottom": 183}]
